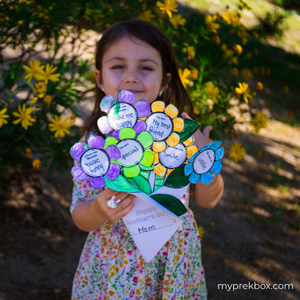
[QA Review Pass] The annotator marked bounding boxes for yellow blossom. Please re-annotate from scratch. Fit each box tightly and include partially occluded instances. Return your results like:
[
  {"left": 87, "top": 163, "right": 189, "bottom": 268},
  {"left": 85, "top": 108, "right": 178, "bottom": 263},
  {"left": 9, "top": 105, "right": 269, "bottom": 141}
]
[
  {"left": 23, "top": 60, "right": 45, "bottom": 82},
  {"left": 220, "top": 43, "right": 227, "bottom": 52},
  {"left": 229, "top": 142, "right": 245, "bottom": 162},
  {"left": 13, "top": 104, "right": 36, "bottom": 130},
  {"left": 138, "top": 10, "right": 154, "bottom": 22},
  {"left": 18, "top": 20, "right": 23, "bottom": 25},
  {"left": 223, "top": 49, "right": 234, "bottom": 58},
  {"left": 31, "top": 97, "right": 38, "bottom": 104},
  {"left": 32, "top": 159, "right": 41, "bottom": 170},
  {"left": 222, "top": 11, "right": 241, "bottom": 27},
  {"left": 241, "top": 68, "right": 253, "bottom": 80},
  {"left": 48, "top": 115, "right": 72, "bottom": 138},
  {"left": 69, "top": 114, "right": 76, "bottom": 124},
  {"left": 44, "top": 95, "right": 53, "bottom": 104},
  {"left": 246, "top": 52, "right": 252, "bottom": 60},
  {"left": 197, "top": 226, "right": 205, "bottom": 241},
  {"left": 190, "top": 69, "right": 199, "bottom": 80},
  {"left": 235, "top": 82, "right": 252, "bottom": 103},
  {"left": 203, "top": 82, "right": 220, "bottom": 101},
  {"left": 256, "top": 82, "right": 264, "bottom": 90},
  {"left": 211, "top": 35, "right": 221, "bottom": 45},
  {"left": 25, "top": 148, "right": 32, "bottom": 158},
  {"left": 251, "top": 112, "right": 268, "bottom": 133},
  {"left": 253, "top": 32, "right": 259, "bottom": 38},
  {"left": 39, "top": 64, "right": 60, "bottom": 84},
  {"left": 252, "top": 91, "right": 256, "bottom": 96},
  {"left": 194, "top": 105, "right": 200, "bottom": 115},
  {"left": 35, "top": 81, "right": 47, "bottom": 93},
  {"left": 178, "top": 68, "right": 190, "bottom": 88},
  {"left": 170, "top": 14, "right": 186, "bottom": 29},
  {"left": 187, "top": 46, "right": 195, "bottom": 60},
  {"left": 284, "top": 85, "right": 289, "bottom": 93},
  {"left": 253, "top": 66, "right": 259, "bottom": 74},
  {"left": 229, "top": 56, "right": 239, "bottom": 65},
  {"left": 233, "top": 44, "right": 243, "bottom": 56},
  {"left": 231, "top": 68, "right": 239, "bottom": 77},
  {"left": 205, "top": 15, "right": 220, "bottom": 34},
  {"left": 0, "top": 108, "right": 9, "bottom": 128},
  {"left": 156, "top": 0, "right": 178, "bottom": 18}
]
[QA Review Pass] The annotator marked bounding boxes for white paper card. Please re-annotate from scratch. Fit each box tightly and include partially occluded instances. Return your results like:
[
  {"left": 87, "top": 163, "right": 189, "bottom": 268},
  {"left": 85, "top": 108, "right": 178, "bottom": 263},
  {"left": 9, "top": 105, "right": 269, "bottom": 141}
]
[{"left": 123, "top": 196, "right": 183, "bottom": 262}]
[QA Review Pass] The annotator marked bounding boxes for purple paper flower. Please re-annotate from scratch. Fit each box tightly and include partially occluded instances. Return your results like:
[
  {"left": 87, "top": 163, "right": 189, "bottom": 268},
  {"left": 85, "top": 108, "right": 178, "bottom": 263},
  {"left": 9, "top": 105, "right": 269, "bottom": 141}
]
[
  {"left": 97, "top": 90, "right": 151, "bottom": 134},
  {"left": 70, "top": 135, "right": 121, "bottom": 188}
]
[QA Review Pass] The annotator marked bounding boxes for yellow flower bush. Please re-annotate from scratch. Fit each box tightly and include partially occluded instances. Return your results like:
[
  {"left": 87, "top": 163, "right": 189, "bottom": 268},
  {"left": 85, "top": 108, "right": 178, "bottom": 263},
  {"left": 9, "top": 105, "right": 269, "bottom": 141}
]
[
  {"left": 203, "top": 82, "right": 220, "bottom": 101},
  {"left": 205, "top": 15, "right": 220, "bottom": 33},
  {"left": 32, "top": 159, "right": 41, "bottom": 170},
  {"left": 170, "top": 14, "right": 186, "bottom": 29},
  {"left": 23, "top": 60, "right": 45, "bottom": 82}
]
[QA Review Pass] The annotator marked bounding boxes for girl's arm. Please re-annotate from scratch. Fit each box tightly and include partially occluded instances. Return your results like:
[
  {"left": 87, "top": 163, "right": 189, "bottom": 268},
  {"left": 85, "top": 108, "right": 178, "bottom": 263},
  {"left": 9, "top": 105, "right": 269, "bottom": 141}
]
[
  {"left": 181, "top": 112, "right": 224, "bottom": 209},
  {"left": 72, "top": 188, "right": 135, "bottom": 232}
]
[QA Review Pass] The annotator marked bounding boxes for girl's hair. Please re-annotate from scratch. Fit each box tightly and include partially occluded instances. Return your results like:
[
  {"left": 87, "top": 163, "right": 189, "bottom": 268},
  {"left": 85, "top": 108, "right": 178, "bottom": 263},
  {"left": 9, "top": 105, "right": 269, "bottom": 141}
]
[{"left": 82, "top": 18, "right": 194, "bottom": 137}]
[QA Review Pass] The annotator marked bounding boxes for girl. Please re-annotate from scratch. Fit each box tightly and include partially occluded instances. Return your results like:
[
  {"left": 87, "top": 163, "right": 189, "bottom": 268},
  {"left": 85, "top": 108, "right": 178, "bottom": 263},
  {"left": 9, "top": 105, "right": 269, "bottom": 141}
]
[{"left": 71, "top": 19, "right": 224, "bottom": 300}]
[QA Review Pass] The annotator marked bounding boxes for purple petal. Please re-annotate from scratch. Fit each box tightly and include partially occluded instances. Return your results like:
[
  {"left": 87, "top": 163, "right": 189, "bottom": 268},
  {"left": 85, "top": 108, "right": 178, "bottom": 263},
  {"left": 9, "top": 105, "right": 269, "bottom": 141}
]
[
  {"left": 133, "top": 120, "right": 147, "bottom": 136},
  {"left": 118, "top": 90, "right": 135, "bottom": 104},
  {"left": 88, "top": 135, "right": 104, "bottom": 149},
  {"left": 97, "top": 116, "right": 112, "bottom": 134},
  {"left": 111, "top": 130, "right": 120, "bottom": 141},
  {"left": 89, "top": 176, "right": 106, "bottom": 188},
  {"left": 134, "top": 99, "right": 151, "bottom": 118},
  {"left": 70, "top": 143, "right": 86, "bottom": 161},
  {"left": 105, "top": 145, "right": 121, "bottom": 161},
  {"left": 71, "top": 164, "right": 88, "bottom": 181},
  {"left": 100, "top": 95, "right": 117, "bottom": 113},
  {"left": 105, "top": 163, "right": 120, "bottom": 181}
]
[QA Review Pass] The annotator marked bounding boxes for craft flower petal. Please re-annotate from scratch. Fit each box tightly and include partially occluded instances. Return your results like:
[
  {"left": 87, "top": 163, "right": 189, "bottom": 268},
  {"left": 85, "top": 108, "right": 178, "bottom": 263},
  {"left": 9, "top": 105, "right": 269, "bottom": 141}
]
[
  {"left": 105, "top": 163, "right": 120, "bottom": 181},
  {"left": 118, "top": 90, "right": 135, "bottom": 104},
  {"left": 71, "top": 164, "right": 88, "bottom": 181},
  {"left": 71, "top": 143, "right": 86, "bottom": 161},
  {"left": 88, "top": 135, "right": 105, "bottom": 149},
  {"left": 134, "top": 99, "right": 151, "bottom": 118},
  {"left": 89, "top": 176, "right": 106, "bottom": 188},
  {"left": 100, "top": 95, "right": 117, "bottom": 113}
]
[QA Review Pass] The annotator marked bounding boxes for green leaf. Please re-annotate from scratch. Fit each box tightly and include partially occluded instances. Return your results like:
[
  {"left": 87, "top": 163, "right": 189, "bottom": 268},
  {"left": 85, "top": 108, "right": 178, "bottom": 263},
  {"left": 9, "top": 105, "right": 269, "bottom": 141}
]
[
  {"left": 178, "top": 119, "right": 200, "bottom": 143},
  {"left": 139, "top": 164, "right": 154, "bottom": 171},
  {"left": 151, "top": 194, "right": 187, "bottom": 216},
  {"left": 105, "top": 175, "right": 140, "bottom": 193},
  {"left": 127, "top": 175, "right": 152, "bottom": 195},
  {"left": 164, "top": 165, "right": 190, "bottom": 188}
]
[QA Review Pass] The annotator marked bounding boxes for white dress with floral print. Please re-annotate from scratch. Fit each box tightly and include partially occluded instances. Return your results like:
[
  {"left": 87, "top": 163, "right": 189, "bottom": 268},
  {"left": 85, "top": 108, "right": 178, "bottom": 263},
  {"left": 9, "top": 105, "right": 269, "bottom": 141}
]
[{"left": 71, "top": 141, "right": 207, "bottom": 300}]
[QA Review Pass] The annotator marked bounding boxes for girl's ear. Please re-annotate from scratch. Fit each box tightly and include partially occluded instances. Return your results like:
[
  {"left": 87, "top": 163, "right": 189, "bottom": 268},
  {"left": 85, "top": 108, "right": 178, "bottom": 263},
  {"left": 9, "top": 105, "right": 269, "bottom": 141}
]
[
  {"left": 161, "top": 73, "right": 172, "bottom": 92},
  {"left": 95, "top": 69, "right": 103, "bottom": 89}
]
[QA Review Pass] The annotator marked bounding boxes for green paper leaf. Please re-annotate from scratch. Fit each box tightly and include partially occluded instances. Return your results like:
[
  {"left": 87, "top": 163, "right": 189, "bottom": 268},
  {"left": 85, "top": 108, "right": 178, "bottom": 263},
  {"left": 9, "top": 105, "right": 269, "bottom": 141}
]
[
  {"left": 178, "top": 119, "right": 200, "bottom": 143},
  {"left": 164, "top": 165, "right": 190, "bottom": 188},
  {"left": 127, "top": 175, "right": 152, "bottom": 195},
  {"left": 151, "top": 194, "right": 187, "bottom": 216},
  {"left": 105, "top": 175, "right": 140, "bottom": 193},
  {"left": 140, "top": 164, "right": 154, "bottom": 171}
]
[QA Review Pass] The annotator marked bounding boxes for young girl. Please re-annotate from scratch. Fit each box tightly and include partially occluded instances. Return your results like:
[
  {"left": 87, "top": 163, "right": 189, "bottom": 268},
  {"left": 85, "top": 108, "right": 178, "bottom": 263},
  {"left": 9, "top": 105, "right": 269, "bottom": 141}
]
[{"left": 71, "top": 19, "right": 224, "bottom": 300}]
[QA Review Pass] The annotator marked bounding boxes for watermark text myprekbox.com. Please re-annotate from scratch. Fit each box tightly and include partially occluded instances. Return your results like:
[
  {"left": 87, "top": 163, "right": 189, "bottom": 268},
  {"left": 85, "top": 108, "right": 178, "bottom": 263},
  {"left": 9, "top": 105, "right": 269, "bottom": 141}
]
[{"left": 218, "top": 282, "right": 294, "bottom": 291}]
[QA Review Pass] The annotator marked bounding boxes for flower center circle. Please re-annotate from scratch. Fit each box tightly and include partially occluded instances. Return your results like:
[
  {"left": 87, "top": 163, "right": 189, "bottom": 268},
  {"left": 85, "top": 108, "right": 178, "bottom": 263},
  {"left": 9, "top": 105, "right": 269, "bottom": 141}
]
[
  {"left": 145, "top": 112, "right": 173, "bottom": 141},
  {"left": 117, "top": 139, "right": 144, "bottom": 166},
  {"left": 108, "top": 103, "right": 137, "bottom": 130},
  {"left": 159, "top": 144, "right": 187, "bottom": 168},
  {"left": 193, "top": 149, "right": 215, "bottom": 174},
  {"left": 80, "top": 149, "right": 110, "bottom": 177}
]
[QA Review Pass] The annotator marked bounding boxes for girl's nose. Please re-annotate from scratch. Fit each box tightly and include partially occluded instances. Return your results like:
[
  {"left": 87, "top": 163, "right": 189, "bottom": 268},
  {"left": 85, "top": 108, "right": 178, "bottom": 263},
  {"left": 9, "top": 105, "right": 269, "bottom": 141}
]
[{"left": 124, "top": 69, "right": 139, "bottom": 84}]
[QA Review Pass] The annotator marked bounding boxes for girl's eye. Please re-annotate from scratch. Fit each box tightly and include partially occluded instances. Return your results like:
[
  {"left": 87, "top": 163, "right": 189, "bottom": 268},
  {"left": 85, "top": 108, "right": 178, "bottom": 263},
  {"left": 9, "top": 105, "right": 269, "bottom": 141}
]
[
  {"left": 141, "top": 66, "right": 153, "bottom": 71},
  {"left": 112, "top": 65, "right": 124, "bottom": 69}
]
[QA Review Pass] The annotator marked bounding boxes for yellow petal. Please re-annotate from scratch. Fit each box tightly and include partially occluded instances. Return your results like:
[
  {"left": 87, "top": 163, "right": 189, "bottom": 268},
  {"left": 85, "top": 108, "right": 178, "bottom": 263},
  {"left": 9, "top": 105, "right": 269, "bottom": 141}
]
[
  {"left": 154, "top": 152, "right": 159, "bottom": 165},
  {"left": 186, "top": 145, "right": 198, "bottom": 158},
  {"left": 166, "top": 168, "right": 174, "bottom": 177},
  {"left": 165, "top": 104, "right": 178, "bottom": 119},
  {"left": 173, "top": 117, "right": 184, "bottom": 132},
  {"left": 154, "top": 164, "right": 166, "bottom": 177},
  {"left": 183, "top": 136, "right": 194, "bottom": 147},
  {"left": 153, "top": 141, "right": 166, "bottom": 153},
  {"left": 166, "top": 132, "right": 180, "bottom": 147},
  {"left": 151, "top": 101, "right": 165, "bottom": 112}
]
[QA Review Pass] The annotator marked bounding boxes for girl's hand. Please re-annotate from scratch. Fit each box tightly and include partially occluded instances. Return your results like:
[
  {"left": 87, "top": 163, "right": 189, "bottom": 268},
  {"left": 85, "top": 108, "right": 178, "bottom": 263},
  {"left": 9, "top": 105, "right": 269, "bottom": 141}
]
[
  {"left": 181, "top": 112, "right": 212, "bottom": 149},
  {"left": 92, "top": 188, "right": 136, "bottom": 222}
]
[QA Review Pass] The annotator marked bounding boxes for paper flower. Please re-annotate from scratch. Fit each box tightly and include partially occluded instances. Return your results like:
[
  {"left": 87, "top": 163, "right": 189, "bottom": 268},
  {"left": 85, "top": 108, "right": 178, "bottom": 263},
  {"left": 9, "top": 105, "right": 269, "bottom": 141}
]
[
  {"left": 184, "top": 141, "right": 224, "bottom": 184},
  {"left": 115, "top": 127, "right": 154, "bottom": 178},
  {"left": 70, "top": 135, "right": 121, "bottom": 188},
  {"left": 97, "top": 90, "right": 151, "bottom": 135},
  {"left": 153, "top": 136, "right": 198, "bottom": 177}
]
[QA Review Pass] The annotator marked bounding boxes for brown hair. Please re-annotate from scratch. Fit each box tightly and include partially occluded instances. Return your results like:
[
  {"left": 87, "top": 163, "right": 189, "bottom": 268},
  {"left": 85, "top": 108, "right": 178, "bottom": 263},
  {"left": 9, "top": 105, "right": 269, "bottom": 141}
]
[{"left": 82, "top": 18, "right": 194, "bottom": 137}]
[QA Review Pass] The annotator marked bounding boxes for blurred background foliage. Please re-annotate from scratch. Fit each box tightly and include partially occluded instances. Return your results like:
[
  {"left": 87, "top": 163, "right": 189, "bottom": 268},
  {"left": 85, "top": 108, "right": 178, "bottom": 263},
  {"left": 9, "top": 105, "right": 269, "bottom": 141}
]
[{"left": 0, "top": 0, "right": 296, "bottom": 176}]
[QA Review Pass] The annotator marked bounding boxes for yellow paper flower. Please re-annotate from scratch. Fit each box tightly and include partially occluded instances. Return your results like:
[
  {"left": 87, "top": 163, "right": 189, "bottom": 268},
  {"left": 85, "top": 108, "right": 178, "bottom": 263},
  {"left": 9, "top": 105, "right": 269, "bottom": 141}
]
[
  {"left": 0, "top": 108, "right": 9, "bottom": 128},
  {"left": 251, "top": 112, "right": 268, "bottom": 133},
  {"left": 235, "top": 82, "right": 252, "bottom": 104},
  {"left": 178, "top": 68, "right": 190, "bottom": 88},
  {"left": 203, "top": 82, "right": 220, "bottom": 101},
  {"left": 44, "top": 95, "right": 53, "bottom": 104},
  {"left": 256, "top": 82, "right": 264, "bottom": 90},
  {"left": 32, "top": 159, "right": 41, "bottom": 170},
  {"left": 23, "top": 60, "right": 45, "bottom": 82},
  {"left": 197, "top": 226, "right": 205, "bottom": 241},
  {"left": 48, "top": 115, "right": 72, "bottom": 138},
  {"left": 156, "top": 0, "right": 178, "bottom": 18},
  {"left": 205, "top": 15, "right": 220, "bottom": 33},
  {"left": 170, "top": 14, "right": 186, "bottom": 29},
  {"left": 241, "top": 68, "right": 253, "bottom": 80},
  {"left": 25, "top": 148, "right": 32, "bottom": 158},
  {"left": 138, "top": 10, "right": 154, "bottom": 22},
  {"left": 39, "top": 64, "right": 60, "bottom": 84},
  {"left": 229, "top": 142, "right": 245, "bottom": 162},
  {"left": 13, "top": 104, "right": 36, "bottom": 130},
  {"left": 233, "top": 44, "right": 243, "bottom": 56},
  {"left": 230, "top": 68, "right": 239, "bottom": 77}
]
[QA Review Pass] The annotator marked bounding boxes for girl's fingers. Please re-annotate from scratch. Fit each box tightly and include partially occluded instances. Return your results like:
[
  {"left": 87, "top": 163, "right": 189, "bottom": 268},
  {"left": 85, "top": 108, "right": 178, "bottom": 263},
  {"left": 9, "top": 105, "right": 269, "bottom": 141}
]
[
  {"left": 110, "top": 197, "right": 135, "bottom": 221},
  {"left": 202, "top": 126, "right": 213, "bottom": 138}
]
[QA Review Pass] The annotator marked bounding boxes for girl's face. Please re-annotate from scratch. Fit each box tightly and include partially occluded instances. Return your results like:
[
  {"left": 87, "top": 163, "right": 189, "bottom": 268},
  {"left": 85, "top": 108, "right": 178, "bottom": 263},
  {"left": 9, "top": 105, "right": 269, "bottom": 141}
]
[{"left": 95, "top": 36, "right": 171, "bottom": 105}]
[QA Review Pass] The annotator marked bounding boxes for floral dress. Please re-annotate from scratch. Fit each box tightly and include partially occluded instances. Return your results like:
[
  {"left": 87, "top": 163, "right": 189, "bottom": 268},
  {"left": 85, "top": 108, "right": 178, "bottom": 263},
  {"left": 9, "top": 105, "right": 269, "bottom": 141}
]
[{"left": 70, "top": 140, "right": 207, "bottom": 300}]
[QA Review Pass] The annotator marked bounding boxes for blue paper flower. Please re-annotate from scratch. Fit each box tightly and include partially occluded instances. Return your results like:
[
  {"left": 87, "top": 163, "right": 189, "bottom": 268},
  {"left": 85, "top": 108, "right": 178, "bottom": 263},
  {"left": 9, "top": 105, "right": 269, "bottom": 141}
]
[{"left": 184, "top": 141, "right": 224, "bottom": 184}]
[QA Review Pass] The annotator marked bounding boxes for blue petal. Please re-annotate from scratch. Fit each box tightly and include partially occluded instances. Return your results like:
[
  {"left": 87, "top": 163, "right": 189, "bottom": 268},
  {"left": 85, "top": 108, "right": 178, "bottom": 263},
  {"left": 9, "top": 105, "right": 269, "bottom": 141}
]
[
  {"left": 189, "top": 172, "right": 200, "bottom": 184},
  {"left": 184, "top": 163, "right": 193, "bottom": 176},
  {"left": 216, "top": 147, "right": 224, "bottom": 160},
  {"left": 210, "top": 141, "right": 222, "bottom": 151},
  {"left": 211, "top": 160, "right": 222, "bottom": 175},
  {"left": 199, "top": 142, "right": 211, "bottom": 152},
  {"left": 200, "top": 172, "right": 214, "bottom": 184},
  {"left": 187, "top": 151, "right": 199, "bottom": 162}
]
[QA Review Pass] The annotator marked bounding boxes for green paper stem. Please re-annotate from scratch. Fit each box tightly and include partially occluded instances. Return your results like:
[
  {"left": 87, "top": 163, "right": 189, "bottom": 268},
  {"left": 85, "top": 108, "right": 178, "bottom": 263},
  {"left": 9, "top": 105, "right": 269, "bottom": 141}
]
[
  {"left": 127, "top": 175, "right": 152, "bottom": 195},
  {"left": 164, "top": 165, "right": 190, "bottom": 188},
  {"left": 105, "top": 175, "right": 140, "bottom": 193},
  {"left": 178, "top": 119, "right": 200, "bottom": 143}
]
